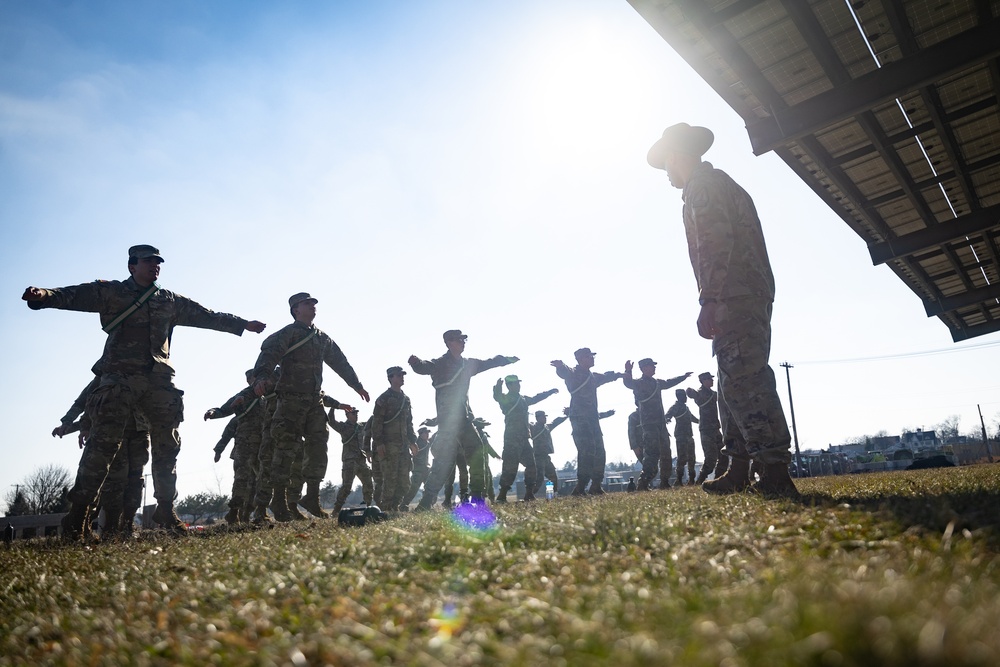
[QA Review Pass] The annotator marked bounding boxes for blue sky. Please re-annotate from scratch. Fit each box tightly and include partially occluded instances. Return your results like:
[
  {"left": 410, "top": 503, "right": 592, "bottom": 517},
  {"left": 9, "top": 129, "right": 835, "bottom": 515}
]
[{"left": 3, "top": 0, "right": 999, "bottom": 504}]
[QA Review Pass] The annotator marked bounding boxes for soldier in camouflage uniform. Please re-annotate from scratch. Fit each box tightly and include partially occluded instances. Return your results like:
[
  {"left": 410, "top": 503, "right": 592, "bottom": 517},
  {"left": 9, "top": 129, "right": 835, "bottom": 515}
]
[
  {"left": 23, "top": 244, "right": 266, "bottom": 541},
  {"left": 665, "top": 389, "right": 699, "bottom": 486},
  {"left": 329, "top": 407, "right": 374, "bottom": 516},
  {"left": 493, "top": 376, "right": 557, "bottom": 502},
  {"left": 205, "top": 370, "right": 266, "bottom": 524},
  {"left": 530, "top": 410, "right": 567, "bottom": 496},
  {"left": 288, "top": 394, "right": 342, "bottom": 520},
  {"left": 472, "top": 417, "right": 501, "bottom": 503},
  {"left": 622, "top": 359, "right": 691, "bottom": 490},
  {"left": 689, "top": 372, "right": 728, "bottom": 483},
  {"left": 249, "top": 369, "right": 279, "bottom": 523},
  {"left": 400, "top": 426, "right": 433, "bottom": 509},
  {"left": 251, "top": 292, "right": 367, "bottom": 521},
  {"left": 409, "top": 330, "right": 518, "bottom": 509},
  {"left": 371, "top": 366, "right": 418, "bottom": 512},
  {"left": 54, "top": 374, "right": 150, "bottom": 538},
  {"left": 551, "top": 348, "right": 622, "bottom": 496},
  {"left": 648, "top": 123, "right": 797, "bottom": 498}
]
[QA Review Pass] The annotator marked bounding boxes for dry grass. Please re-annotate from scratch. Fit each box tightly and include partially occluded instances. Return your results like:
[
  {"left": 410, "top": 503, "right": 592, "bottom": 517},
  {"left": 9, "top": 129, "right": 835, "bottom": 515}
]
[{"left": 3, "top": 464, "right": 999, "bottom": 666}]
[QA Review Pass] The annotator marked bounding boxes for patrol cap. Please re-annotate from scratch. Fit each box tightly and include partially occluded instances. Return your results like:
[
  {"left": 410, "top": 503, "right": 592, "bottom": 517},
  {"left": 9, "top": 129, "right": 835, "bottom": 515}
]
[
  {"left": 443, "top": 329, "right": 468, "bottom": 343},
  {"left": 418, "top": 426, "right": 431, "bottom": 434},
  {"left": 535, "top": 410, "right": 546, "bottom": 418},
  {"left": 128, "top": 245, "right": 164, "bottom": 263},
  {"left": 288, "top": 292, "right": 318, "bottom": 308},
  {"left": 344, "top": 406, "right": 359, "bottom": 414},
  {"left": 698, "top": 371, "right": 714, "bottom": 381},
  {"left": 638, "top": 358, "right": 657, "bottom": 368},
  {"left": 504, "top": 375, "right": 520, "bottom": 383},
  {"left": 574, "top": 347, "right": 596, "bottom": 358},
  {"left": 387, "top": 366, "right": 407, "bottom": 377},
  {"left": 647, "top": 123, "right": 715, "bottom": 169},
  {"left": 472, "top": 417, "right": 490, "bottom": 427}
]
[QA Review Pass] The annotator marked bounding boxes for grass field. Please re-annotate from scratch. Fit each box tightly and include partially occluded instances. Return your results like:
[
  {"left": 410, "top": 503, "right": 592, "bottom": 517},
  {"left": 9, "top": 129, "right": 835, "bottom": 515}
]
[{"left": 3, "top": 464, "right": 999, "bottom": 666}]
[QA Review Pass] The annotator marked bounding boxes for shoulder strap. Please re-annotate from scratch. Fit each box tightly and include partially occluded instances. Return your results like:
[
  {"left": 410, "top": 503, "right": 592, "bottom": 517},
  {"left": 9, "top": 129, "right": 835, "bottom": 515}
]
[
  {"left": 569, "top": 372, "right": 593, "bottom": 395},
  {"left": 503, "top": 395, "right": 526, "bottom": 417},
  {"left": 283, "top": 328, "right": 318, "bottom": 357},
  {"left": 102, "top": 282, "right": 159, "bottom": 334},
  {"left": 236, "top": 397, "right": 260, "bottom": 420},
  {"left": 383, "top": 395, "right": 410, "bottom": 423},
  {"left": 432, "top": 359, "right": 466, "bottom": 389}
]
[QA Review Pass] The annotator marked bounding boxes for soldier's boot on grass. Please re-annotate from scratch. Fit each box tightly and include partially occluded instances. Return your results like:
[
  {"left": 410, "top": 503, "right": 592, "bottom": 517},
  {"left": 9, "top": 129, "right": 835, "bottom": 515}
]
[
  {"left": 702, "top": 457, "right": 751, "bottom": 495},
  {"left": 300, "top": 481, "right": 329, "bottom": 518},
  {"left": 60, "top": 502, "right": 90, "bottom": 543},
  {"left": 121, "top": 506, "right": 139, "bottom": 537},
  {"left": 238, "top": 503, "right": 252, "bottom": 524},
  {"left": 751, "top": 462, "right": 801, "bottom": 499},
  {"left": 269, "top": 486, "right": 294, "bottom": 522},
  {"left": 101, "top": 504, "right": 125, "bottom": 539},
  {"left": 696, "top": 467, "right": 711, "bottom": 484},
  {"left": 224, "top": 506, "right": 240, "bottom": 524},
  {"left": 496, "top": 487, "right": 509, "bottom": 504},
  {"left": 522, "top": 488, "right": 536, "bottom": 502},
  {"left": 286, "top": 489, "right": 308, "bottom": 521},
  {"left": 251, "top": 503, "right": 272, "bottom": 525},
  {"left": 152, "top": 504, "right": 189, "bottom": 534},
  {"left": 570, "top": 480, "right": 588, "bottom": 496}
]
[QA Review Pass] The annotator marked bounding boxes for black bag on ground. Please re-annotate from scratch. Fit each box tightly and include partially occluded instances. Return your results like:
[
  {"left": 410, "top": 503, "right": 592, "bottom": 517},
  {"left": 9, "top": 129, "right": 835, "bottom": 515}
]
[{"left": 338, "top": 505, "right": 389, "bottom": 527}]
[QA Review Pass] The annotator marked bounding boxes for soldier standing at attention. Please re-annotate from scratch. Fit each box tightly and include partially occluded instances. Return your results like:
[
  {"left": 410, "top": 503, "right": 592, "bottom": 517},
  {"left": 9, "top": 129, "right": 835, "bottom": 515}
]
[
  {"left": 409, "top": 330, "right": 518, "bottom": 509},
  {"left": 493, "top": 376, "right": 558, "bottom": 502},
  {"left": 22, "top": 244, "right": 266, "bottom": 540},
  {"left": 666, "top": 389, "right": 699, "bottom": 486},
  {"left": 371, "top": 366, "right": 418, "bottom": 512},
  {"left": 530, "top": 410, "right": 567, "bottom": 496},
  {"left": 251, "top": 293, "right": 367, "bottom": 521},
  {"left": 648, "top": 123, "right": 797, "bottom": 497},
  {"left": 689, "top": 372, "right": 728, "bottom": 483},
  {"left": 622, "top": 359, "right": 691, "bottom": 491},
  {"left": 400, "top": 426, "right": 433, "bottom": 509},
  {"left": 551, "top": 348, "right": 622, "bottom": 496},
  {"left": 205, "top": 370, "right": 266, "bottom": 524},
  {"left": 329, "top": 407, "right": 374, "bottom": 517}
]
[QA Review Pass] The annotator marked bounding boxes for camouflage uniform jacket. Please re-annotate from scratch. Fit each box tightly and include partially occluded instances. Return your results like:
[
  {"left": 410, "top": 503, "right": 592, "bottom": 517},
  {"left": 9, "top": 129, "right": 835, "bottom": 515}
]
[
  {"left": 554, "top": 365, "right": 620, "bottom": 419},
  {"left": 682, "top": 161, "right": 775, "bottom": 303},
  {"left": 409, "top": 353, "right": 511, "bottom": 418},
  {"left": 494, "top": 388, "right": 557, "bottom": 439},
  {"left": 208, "top": 385, "right": 265, "bottom": 439},
  {"left": 215, "top": 417, "right": 239, "bottom": 457},
  {"left": 252, "top": 321, "right": 364, "bottom": 396},
  {"left": 529, "top": 416, "right": 568, "bottom": 456},
  {"left": 371, "top": 388, "right": 416, "bottom": 447},
  {"left": 688, "top": 386, "right": 721, "bottom": 431},
  {"left": 28, "top": 277, "right": 248, "bottom": 375},
  {"left": 60, "top": 376, "right": 100, "bottom": 428},
  {"left": 622, "top": 374, "right": 689, "bottom": 426},
  {"left": 330, "top": 419, "right": 368, "bottom": 462},
  {"left": 412, "top": 436, "right": 432, "bottom": 468},
  {"left": 665, "top": 401, "right": 699, "bottom": 440}
]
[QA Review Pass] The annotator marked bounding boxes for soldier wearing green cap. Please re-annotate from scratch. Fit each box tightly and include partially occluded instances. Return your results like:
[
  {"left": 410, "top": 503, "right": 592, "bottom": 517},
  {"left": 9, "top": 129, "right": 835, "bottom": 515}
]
[
  {"left": 22, "top": 244, "right": 266, "bottom": 541},
  {"left": 622, "top": 358, "right": 692, "bottom": 490},
  {"left": 530, "top": 410, "right": 568, "bottom": 496},
  {"left": 688, "top": 372, "right": 728, "bottom": 483},
  {"left": 371, "top": 366, "right": 418, "bottom": 512},
  {"left": 251, "top": 292, "right": 368, "bottom": 521},
  {"left": 409, "top": 330, "right": 518, "bottom": 508},
  {"left": 648, "top": 123, "right": 797, "bottom": 498},
  {"left": 400, "top": 425, "right": 433, "bottom": 509},
  {"left": 666, "top": 388, "right": 699, "bottom": 485},
  {"left": 492, "top": 375, "right": 558, "bottom": 502},
  {"left": 329, "top": 406, "right": 374, "bottom": 516}
]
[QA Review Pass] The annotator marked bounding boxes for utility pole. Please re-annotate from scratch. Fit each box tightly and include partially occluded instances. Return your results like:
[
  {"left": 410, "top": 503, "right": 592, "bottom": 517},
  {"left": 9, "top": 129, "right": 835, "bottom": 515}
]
[
  {"left": 978, "top": 404, "right": 994, "bottom": 463},
  {"left": 780, "top": 362, "right": 805, "bottom": 476}
]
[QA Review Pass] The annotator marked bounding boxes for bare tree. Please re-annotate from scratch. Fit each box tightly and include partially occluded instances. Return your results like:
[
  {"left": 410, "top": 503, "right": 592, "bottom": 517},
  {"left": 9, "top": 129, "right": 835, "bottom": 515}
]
[
  {"left": 3, "top": 465, "right": 71, "bottom": 515},
  {"left": 935, "top": 415, "right": 961, "bottom": 441}
]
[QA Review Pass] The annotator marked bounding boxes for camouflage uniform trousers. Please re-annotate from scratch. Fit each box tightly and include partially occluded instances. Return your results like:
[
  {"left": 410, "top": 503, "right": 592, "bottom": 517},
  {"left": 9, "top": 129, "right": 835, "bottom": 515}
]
[
  {"left": 378, "top": 442, "right": 412, "bottom": 511},
  {"left": 674, "top": 434, "right": 696, "bottom": 485},
  {"left": 442, "top": 448, "right": 469, "bottom": 506},
  {"left": 268, "top": 392, "right": 331, "bottom": 489},
  {"left": 401, "top": 460, "right": 430, "bottom": 507},
  {"left": 639, "top": 421, "right": 672, "bottom": 489},
  {"left": 532, "top": 453, "right": 559, "bottom": 495},
  {"left": 714, "top": 298, "right": 792, "bottom": 465},
  {"left": 498, "top": 432, "right": 537, "bottom": 494},
  {"left": 97, "top": 417, "right": 150, "bottom": 522},
  {"left": 419, "top": 413, "right": 486, "bottom": 506},
  {"left": 228, "top": 424, "right": 263, "bottom": 511},
  {"left": 569, "top": 415, "right": 606, "bottom": 488},
  {"left": 288, "top": 445, "right": 306, "bottom": 502},
  {"left": 252, "top": 400, "right": 278, "bottom": 506},
  {"left": 335, "top": 458, "right": 374, "bottom": 507},
  {"left": 372, "top": 452, "right": 384, "bottom": 507},
  {"left": 699, "top": 426, "right": 727, "bottom": 478},
  {"left": 71, "top": 372, "right": 183, "bottom": 512}
]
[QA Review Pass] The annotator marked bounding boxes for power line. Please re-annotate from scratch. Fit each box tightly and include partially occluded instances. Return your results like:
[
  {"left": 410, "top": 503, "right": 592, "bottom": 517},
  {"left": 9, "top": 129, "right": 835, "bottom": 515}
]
[{"left": 791, "top": 339, "right": 1000, "bottom": 365}]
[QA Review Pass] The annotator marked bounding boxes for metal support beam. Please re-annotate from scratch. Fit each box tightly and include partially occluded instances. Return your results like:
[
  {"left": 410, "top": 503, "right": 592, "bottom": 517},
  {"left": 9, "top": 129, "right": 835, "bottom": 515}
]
[
  {"left": 869, "top": 204, "right": 1000, "bottom": 265},
  {"left": 745, "top": 18, "right": 1000, "bottom": 155},
  {"left": 950, "top": 316, "right": 1000, "bottom": 342}
]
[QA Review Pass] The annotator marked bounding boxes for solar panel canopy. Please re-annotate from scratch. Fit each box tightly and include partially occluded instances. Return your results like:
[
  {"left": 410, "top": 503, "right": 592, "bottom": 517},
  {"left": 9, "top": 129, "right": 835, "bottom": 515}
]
[{"left": 629, "top": 0, "right": 1000, "bottom": 341}]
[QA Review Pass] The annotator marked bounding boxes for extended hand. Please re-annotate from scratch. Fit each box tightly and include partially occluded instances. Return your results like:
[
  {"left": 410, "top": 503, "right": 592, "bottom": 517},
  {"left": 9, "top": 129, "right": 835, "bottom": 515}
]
[
  {"left": 245, "top": 320, "right": 266, "bottom": 333},
  {"left": 356, "top": 387, "right": 370, "bottom": 403},
  {"left": 204, "top": 409, "right": 216, "bottom": 421},
  {"left": 51, "top": 424, "right": 69, "bottom": 438},
  {"left": 214, "top": 450, "right": 222, "bottom": 463},
  {"left": 22, "top": 287, "right": 46, "bottom": 302}
]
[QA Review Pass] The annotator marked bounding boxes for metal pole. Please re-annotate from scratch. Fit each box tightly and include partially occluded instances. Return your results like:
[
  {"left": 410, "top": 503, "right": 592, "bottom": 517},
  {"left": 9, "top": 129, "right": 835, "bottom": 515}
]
[
  {"left": 978, "top": 404, "right": 994, "bottom": 463},
  {"left": 780, "top": 362, "right": 805, "bottom": 476}
]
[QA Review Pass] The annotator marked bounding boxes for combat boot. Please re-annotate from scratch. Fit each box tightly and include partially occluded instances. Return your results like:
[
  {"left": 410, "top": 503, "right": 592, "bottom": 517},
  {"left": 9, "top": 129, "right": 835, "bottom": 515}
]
[
  {"left": 522, "top": 488, "right": 536, "bottom": 502},
  {"left": 60, "top": 502, "right": 90, "bottom": 543},
  {"left": 250, "top": 503, "right": 272, "bottom": 525},
  {"left": 695, "top": 467, "right": 711, "bottom": 484},
  {"left": 702, "top": 457, "right": 751, "bottom": 495},
  {"left": 588, "top": 481, "right": 606, "bottom": 496},
  {"left": 300, "top": 481, "right": 329, "bottom": 518},
  {"left": 751, "top": 462, "right": 801, "bottom": 499},
  {"left": 121, "top": 506, "right": 139, "bottom": 538},
  {"left": 269, "top": 486, "right": 294, "bottom": 522},
  {"left": 496, "top": 487, "right": 509, "bottom": 504},
  {"left": 101, "top": 504, "right": 124, "bottom": 540},
  {"left": 636, "top": 478, "right": 650, "bottom": 492},
  {"left": 286, "top": 488, "right": 308, "bottom": 520},
  {"left": 570, "top": 480, "right": 588, "bottom": 496},
  {"left": 238, "top": 503, "right": 252, "bottom": 523},
  {"left": 224, "top": 507, "right": 240, "bottom": 524},
  {"left": 152, "top": 504, "right": 189, "bottom": 534}
]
